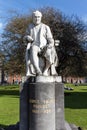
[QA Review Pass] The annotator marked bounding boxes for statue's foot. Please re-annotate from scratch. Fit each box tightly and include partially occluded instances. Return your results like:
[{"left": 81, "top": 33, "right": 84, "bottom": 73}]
[
  {"left": 26, "top": 73, "right": 32, "bottom": 76},
  {"left": 36, "top": 71, "right": 42, "bottom": 76},
  {"left": 51, "top": 68, "right": 58, "bottom": 76},
  {"left": 51, "top": 72, "right": 58, "bottom": 76},
  {"left": 43, "top": 71, "right": 48, "bottom": 76}
]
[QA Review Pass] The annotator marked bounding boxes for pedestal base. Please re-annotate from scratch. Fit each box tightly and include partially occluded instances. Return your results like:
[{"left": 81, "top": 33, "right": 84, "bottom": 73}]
[{"left": 20, "top": 76, "right": 79, "bottom": 130}]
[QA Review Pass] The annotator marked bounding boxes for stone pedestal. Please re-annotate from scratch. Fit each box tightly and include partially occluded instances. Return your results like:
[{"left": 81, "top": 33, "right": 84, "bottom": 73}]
[
  {"left": 28, "top": 83, "right": 55, "bottom": 130},
  {"left": 55, "top": 83, "right": 65, "bottom": 130},
  {"left": 20, "top": 76, "right": 78, "bottom": 130},
  {"left": 20, "top": 81, "right": 29, "bottom": 130}
]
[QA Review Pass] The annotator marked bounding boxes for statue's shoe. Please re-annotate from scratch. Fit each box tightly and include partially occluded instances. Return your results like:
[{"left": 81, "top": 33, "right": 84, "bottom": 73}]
[
  {"left": 51, "top": 72, "right": 58, "bottom": 76},
  {"left": 43, "top": 71, "right": 48, "bottom": 76},
  {"left": 36, "top": 71, "right": 42, "bottom": 76}
]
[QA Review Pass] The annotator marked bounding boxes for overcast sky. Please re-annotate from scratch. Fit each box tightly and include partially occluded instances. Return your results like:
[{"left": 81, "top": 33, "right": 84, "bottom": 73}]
[{"left": 0, "top": 0, "right": 87, "bottom": 34}]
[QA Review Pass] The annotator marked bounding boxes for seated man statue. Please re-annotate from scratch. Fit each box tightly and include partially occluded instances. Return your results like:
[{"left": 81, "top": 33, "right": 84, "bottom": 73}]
[{"left": 24, "top": 10, "right": 59, "bottom": 76}]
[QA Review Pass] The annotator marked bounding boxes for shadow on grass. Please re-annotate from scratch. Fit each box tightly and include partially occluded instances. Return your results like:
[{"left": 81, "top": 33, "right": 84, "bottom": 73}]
[
  {"left": 65, "top": 92, "right": 87, "bottom": 109},
  {"left": 0, "top": 124, "right": 8, "bottom": 128},
  {"left": 81, "top": 89, "right": 87, "bottom": 90},
  {"left": 0, "top": 90, "right": 19, "bottom": 97}
]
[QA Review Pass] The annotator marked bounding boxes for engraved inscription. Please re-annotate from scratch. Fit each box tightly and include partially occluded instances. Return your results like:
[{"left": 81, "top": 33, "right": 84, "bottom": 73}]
[{"left": 29, "top": 99, "right": 55, "bottom": 114}]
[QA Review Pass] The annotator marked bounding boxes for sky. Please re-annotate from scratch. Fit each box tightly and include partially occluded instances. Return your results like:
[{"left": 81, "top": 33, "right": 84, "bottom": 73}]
[{"left": 0, "top": 0, "right": 87, "bottom": 34}]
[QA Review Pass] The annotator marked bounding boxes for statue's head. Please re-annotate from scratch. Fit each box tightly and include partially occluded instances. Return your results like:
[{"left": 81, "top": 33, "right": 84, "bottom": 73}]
[{"left": 32, "top": 10, "right": 42, "bottom": 25}]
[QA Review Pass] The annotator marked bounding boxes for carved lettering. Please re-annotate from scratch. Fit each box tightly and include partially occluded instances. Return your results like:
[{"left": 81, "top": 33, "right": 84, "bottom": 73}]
[
  {"left": 29, "top": 98, "right": 55, "bottom": 114},
  {"left": 29, "top": 99, "right": 40, "bottom": 104},
  {"left": 32, "top": 109, "right": 51, "bottom": 114},
  {"left": 33, "top": 104, "right": 49, "bottom": 109}
]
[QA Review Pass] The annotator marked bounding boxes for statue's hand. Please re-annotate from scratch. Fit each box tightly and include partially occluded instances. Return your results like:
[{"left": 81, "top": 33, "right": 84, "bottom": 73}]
[
  {"left": 47, "top": 38, "right": 54, "bottom": 48},
  {"left": 23, "top": 35, "right": 34, "bottom": 43},
  {"left": 47, "top": 44, "right": 54, "bottom": 49}
]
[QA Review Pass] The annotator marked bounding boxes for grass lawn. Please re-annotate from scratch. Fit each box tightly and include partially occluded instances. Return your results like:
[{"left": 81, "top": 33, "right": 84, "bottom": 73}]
[
  {"left": 0, "top": 84, "right": 87, "bottom": 130},
  {"left": 0, "top": 85, "right": 19, "bottom": 128},
  {"left": 65, "top": 84, "right": 87, "bottom": 130}
]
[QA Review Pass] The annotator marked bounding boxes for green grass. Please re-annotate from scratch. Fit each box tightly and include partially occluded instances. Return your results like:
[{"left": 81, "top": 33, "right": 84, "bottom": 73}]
[
  {"left": 0, "top": 85, "right": 19, "bottom": 128},
  {"left": 65, "top": 84, "right": 87, "bottom": 130},
  {"left": 0, "top": 84, "right": 87, "bottom": 130}
]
